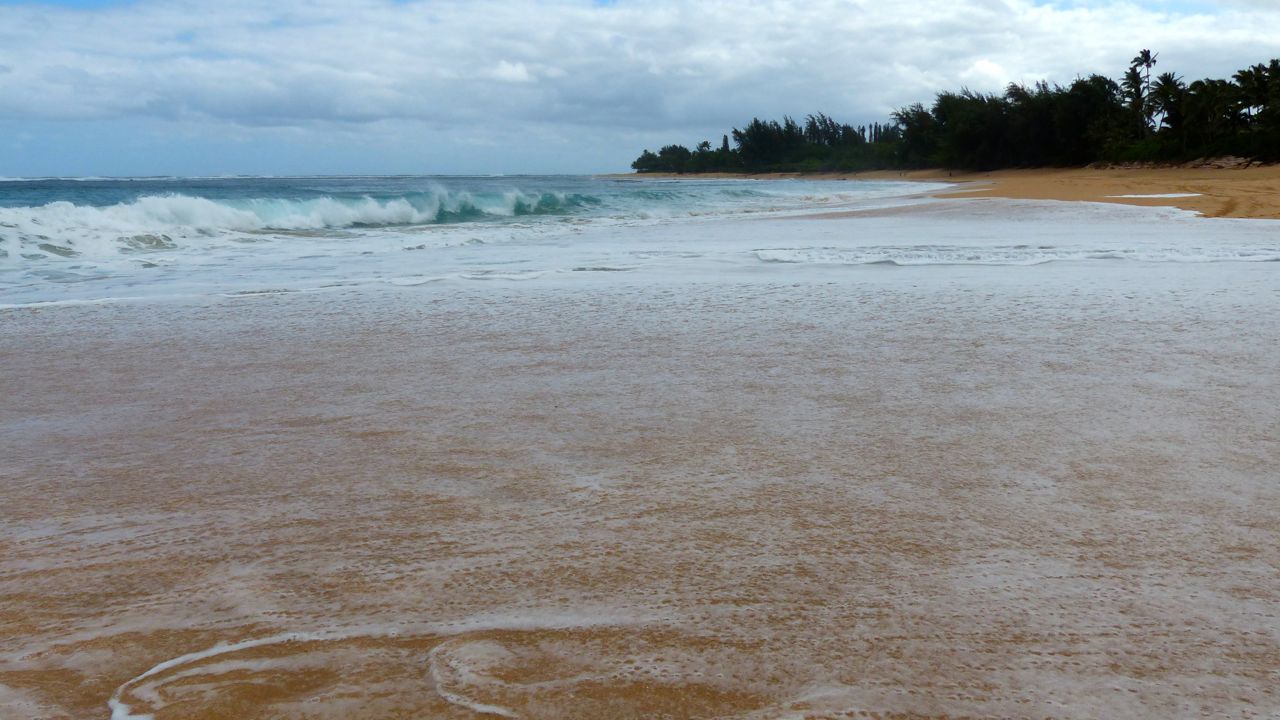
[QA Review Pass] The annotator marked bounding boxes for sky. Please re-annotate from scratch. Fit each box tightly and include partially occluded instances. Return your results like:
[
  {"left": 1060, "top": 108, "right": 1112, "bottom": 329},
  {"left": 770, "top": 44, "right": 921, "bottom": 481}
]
[{"left": 0, "top": 0, "right": 1278, "bottom": 176}]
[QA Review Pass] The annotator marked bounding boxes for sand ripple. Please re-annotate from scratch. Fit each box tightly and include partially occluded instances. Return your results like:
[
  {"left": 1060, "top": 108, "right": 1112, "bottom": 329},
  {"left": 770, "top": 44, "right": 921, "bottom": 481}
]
[{"left": 3, "top": 276, "right": 1278, "bottom": 718}]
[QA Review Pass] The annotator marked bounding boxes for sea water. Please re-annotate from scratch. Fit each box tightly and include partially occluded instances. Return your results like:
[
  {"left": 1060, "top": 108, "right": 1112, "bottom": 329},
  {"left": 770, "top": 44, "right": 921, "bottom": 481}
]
[
  {"left": 4, "top": 174, "right": 1279, "bottom": 308},
  {"left": 0, "top": 175, "right": 932, "bottom": 306}
]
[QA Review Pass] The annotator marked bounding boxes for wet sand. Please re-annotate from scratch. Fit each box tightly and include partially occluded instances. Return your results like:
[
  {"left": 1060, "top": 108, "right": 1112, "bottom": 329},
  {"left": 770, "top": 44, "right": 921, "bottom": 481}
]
[
  {"left": 905, "top": 166, "right": 1280, "bottom": 220},
  {"left": 620, "top": 164, "right": 1280, "bottom": 219},
  {"left": 2, "top": 263, "right": 1278, "bottom": 718}
]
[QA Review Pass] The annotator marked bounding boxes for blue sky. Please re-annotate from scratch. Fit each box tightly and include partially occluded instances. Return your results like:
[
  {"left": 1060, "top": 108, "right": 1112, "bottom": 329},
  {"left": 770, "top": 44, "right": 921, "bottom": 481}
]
[{"left": 1, "top": 0, "right": 1277, "bottom": 176}]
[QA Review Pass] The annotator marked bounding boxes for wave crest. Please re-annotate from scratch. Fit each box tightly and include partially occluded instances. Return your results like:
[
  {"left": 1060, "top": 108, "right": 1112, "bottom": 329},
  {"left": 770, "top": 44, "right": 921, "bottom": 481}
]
[{"left": 0, "top": 188, "right": 603, "bottom": 259}]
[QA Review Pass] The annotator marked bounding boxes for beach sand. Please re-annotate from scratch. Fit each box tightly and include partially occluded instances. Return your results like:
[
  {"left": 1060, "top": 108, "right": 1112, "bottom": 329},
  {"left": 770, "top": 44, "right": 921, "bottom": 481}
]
[
  {"left": 888, "top": 165, "right": 1280, "bottom": 220},
  {"left": 3, "top": 255, "right": 1279, "bottom": 718},
  {"left": 624, "top": 164, "right": 1280, "bottom": 219}
]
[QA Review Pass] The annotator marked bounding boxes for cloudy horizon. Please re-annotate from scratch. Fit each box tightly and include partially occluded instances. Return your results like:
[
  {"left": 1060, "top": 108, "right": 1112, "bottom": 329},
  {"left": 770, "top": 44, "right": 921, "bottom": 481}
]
[{"left": 1, "top": 0, "right": 1278, "bottom": 176}]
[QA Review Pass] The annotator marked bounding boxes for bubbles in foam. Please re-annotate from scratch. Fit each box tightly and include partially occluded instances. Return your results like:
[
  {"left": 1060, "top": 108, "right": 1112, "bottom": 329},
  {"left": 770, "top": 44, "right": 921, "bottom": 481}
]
[
  {"left": 752, "top": 244, "right": 1280, "bottom": 266},
  {"left": 4, "top": 174, "right": 1279, "bottom": 308}
]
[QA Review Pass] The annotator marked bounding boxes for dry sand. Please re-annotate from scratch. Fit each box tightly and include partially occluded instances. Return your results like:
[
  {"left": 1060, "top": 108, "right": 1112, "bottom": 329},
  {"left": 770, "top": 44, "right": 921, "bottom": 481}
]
[
  {"left": 882, "top": 165, "right": 1280, "bottom": 220},
  {"left": 621, "top": 164, "right": 1280, "bottom": 219}
]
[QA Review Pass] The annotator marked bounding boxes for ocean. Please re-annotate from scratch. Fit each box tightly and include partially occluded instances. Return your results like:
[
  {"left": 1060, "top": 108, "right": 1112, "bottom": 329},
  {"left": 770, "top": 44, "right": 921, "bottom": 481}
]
[
  {"left": 4, "top": 174, "right": 1279, "bottom": 308},
  {"left": 0, "top": 175, "right": 934, "bottom": 306}
]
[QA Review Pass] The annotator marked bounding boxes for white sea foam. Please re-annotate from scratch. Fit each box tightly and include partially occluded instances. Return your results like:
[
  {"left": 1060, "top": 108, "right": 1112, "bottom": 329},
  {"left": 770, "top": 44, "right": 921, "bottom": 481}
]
[
  {"left": 459, "top": 270, "right": 551, "bottom": 281},
  {"left": 0, "top": 187, "right": 599, "bottom": 267},
  {"left": 107, "top": 632, "right": 327, "bottom": 720},
  {"left": 0, "top": 295, "right": 158, "bottom": 310},
  {"left": 3, "top": 178, "right": 1279, "bottom": 308},
  {"left": 427, "top": 640, "right": 521, "bottom": 719},
  {"left": 105, "top": 608, "right": 661, "bottom": 719},
  {"left": 1107, "top": 193, "right": 1202, "bottom": 198},
  {"left": 384, "top": 275, "right": 450, "bottom": 286},
  {"left": 0, "top": 180, "right": 895, "bottom": 265},
  {"left": 0, "top": 193, "right": 429, "bottom": 250},
  {"left": 752, "top": 244, "right": 1280, "bottom": 266}
]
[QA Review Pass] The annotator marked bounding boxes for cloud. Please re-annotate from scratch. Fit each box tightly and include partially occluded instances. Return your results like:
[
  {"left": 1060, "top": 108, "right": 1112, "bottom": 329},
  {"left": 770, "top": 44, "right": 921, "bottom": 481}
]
[
  {"left": 0, "top": 0, "right": 1277, "bottom": 172},
  {"left": 487, "top": 61, "right": 535, "bottom": 83}
]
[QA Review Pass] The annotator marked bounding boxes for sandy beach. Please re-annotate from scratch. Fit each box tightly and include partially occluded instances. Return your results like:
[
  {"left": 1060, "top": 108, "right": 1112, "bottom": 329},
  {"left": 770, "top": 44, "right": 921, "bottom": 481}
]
[
  {"left": 2, "top": 181, "right": 1279, "bottom": 719},
  {"left": 624, "top": 164, "right": 1280, "bottom": 219},
  {"left": 882, "top": 165, "right": 1280, "bottom": 220}
]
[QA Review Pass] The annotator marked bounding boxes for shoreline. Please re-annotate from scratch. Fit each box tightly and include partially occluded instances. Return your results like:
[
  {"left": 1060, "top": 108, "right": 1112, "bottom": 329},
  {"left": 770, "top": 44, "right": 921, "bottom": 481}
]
[
  {"left": 609, "top": 164, "right": 1280, "bottom": 220},
  {"left": 4, "top": 270, "right": 1278, "bottom": 718},
  {"left": 4, "top": 184, "right": 1280, "bottom": 717}
]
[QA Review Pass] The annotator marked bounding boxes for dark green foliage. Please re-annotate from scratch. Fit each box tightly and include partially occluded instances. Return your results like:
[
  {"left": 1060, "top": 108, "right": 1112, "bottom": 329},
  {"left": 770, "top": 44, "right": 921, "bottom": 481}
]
[
  {"left": 630, "top": 144, "right": 695, "bottom": 173},
  {"left": 892, "top": 103, "right": 937, "bottom": 167},
  {"left": 1056, "top": 75, "right": 1128, "bottom": 165},
  {"left": 632, "top": 53, "right": 1280, "bottom": 173}
]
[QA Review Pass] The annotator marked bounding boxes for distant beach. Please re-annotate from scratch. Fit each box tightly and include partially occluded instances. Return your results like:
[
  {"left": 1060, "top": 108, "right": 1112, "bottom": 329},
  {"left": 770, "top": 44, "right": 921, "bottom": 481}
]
[
  {"left": 2, "top": 177, "right": 1278, "bottom": 718},
  {"left": 617, "top": 163, "right": 1280, "bottom": 219}
]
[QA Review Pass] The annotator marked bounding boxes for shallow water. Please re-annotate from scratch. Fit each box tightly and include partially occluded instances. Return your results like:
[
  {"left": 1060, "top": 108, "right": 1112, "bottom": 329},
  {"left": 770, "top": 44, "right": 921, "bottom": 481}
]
[
  {"left": 0, "top": 176, "right": 950, "bottom": 307},
  {"left": 3, "top": 176, "right": 1280, "bottom": 309},
  {"left": 1, "top": 197, "right": 1279, "bottom": 719}
]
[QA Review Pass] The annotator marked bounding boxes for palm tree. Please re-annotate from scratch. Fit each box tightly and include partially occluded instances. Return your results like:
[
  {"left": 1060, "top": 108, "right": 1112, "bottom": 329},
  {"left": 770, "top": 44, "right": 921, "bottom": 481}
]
[
  {"left": 1129, "top": 50, "right": 1159, "bottom": 134},
  {"left": 1185, "top": 78, "right": 1242, "bottom": 149},
  {"left": 1262, "top": 59, "right": 1280, "bottom": 130},
  {"left": 1234, "top": 64, "right": 1270, "bottom": 125},
  {"left": 1132, "top": 49, "right": 1159, "bottom": 97},
  {"left": 1121, "top": 66, "right": 1150, "bottom": 136},
  {"left": 1150, "top": 72, "right": 1186, "bottom": 133}
]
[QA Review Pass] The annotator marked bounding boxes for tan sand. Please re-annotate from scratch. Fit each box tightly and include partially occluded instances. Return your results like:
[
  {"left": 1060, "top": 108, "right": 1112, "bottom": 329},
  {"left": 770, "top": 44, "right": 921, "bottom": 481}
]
[
  {"left": 872, "top": 165, "right": 1280, "bottom": 219},
  {"left": 616, "top": 164, "right": 1280, "bottom": 219},
  {"left": 2, "top": 274, "right": 1278, "bottom": 719}
]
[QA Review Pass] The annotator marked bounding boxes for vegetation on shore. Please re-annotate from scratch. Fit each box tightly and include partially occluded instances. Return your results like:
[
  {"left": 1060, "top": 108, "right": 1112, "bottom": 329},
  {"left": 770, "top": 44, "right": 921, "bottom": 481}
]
[{"left": 631, "top": 52, "right": 1280, "bottom": 173}]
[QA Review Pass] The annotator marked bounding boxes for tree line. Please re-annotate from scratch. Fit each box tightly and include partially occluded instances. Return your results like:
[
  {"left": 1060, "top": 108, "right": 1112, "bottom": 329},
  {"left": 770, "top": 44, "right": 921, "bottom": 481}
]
[{"left": 631, "top": 52, "right": 1280, "bottom": 173}]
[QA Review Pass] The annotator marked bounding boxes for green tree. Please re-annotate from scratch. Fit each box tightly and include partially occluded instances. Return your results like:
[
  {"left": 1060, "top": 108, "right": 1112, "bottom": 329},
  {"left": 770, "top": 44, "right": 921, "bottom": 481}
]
[
  {"left": 1122, "top": 65, "right": 1149, "bottom": 136},
  {"left": 891, "top": 103, "right": 938, "bottom": 167},
  {"left": 631, "top": 149, "right": 661, "bottom": 173},
  {"left": 1004, "top": 81, "right": 1057, "bottom": 166},
  {"left": 1234, "top": 64, "right": 1270, "bottom": 125},
  {"left": 1055, "top": 75, "right": 1125, "bottom": 164},
  {"left": 631, "top": 53, "right": 1280, "bottom": 173},
  {"left": 1132, "top": 49, "right": 1158, "bottom": 98},
  {"left": 1150, "top": 72, "right": 1186, "bottom": 132},
  {"left": 1184, "top": 79, "right": 1242, "bottom": 150}
]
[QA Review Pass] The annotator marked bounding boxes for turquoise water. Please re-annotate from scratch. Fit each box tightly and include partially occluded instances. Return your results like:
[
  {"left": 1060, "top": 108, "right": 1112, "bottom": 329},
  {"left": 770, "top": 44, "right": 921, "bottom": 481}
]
[
  {"left": 0, "top": 175, "right": 900, "bottom": 234},
  {"left": 2, "top": 174, "right": 1278, "bottom": 308},
  {"left": 0, "top": 175, "right": 934, "bottom": 305}
]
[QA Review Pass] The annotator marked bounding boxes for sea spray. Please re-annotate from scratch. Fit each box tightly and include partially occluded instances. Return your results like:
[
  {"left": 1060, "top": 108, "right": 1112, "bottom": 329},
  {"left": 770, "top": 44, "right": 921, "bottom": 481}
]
[
  {"left": 0, "top": 177, "right": 892, "bottom": 263},
  {"left": 4, "top": 174, "right": 1277, "bottom": 308}
]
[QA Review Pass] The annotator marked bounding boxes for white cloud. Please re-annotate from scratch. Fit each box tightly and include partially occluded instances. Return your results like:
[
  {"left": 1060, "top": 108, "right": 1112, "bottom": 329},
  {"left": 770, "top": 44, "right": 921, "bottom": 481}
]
[
  {"left": 0, "top": 0, "right": 1277, "bottom": 172},
  {"left": 487, "top": 61, "right": 535, "bottom": 83},
  {"left": 961, "top": 59, "right": 1010, "bottom": 88}
]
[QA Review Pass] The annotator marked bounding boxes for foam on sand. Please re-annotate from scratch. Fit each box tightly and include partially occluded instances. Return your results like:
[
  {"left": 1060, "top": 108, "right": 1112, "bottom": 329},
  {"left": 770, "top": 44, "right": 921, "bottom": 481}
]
[{"left": 1106, "top": 192, "right": 1203, "bottom": 198}]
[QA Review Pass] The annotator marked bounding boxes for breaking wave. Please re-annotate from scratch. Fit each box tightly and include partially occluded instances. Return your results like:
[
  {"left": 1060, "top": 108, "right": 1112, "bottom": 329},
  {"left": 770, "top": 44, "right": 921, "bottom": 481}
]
[{"left": 0, "top": 188, "right": 601, "bottom": 258}]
